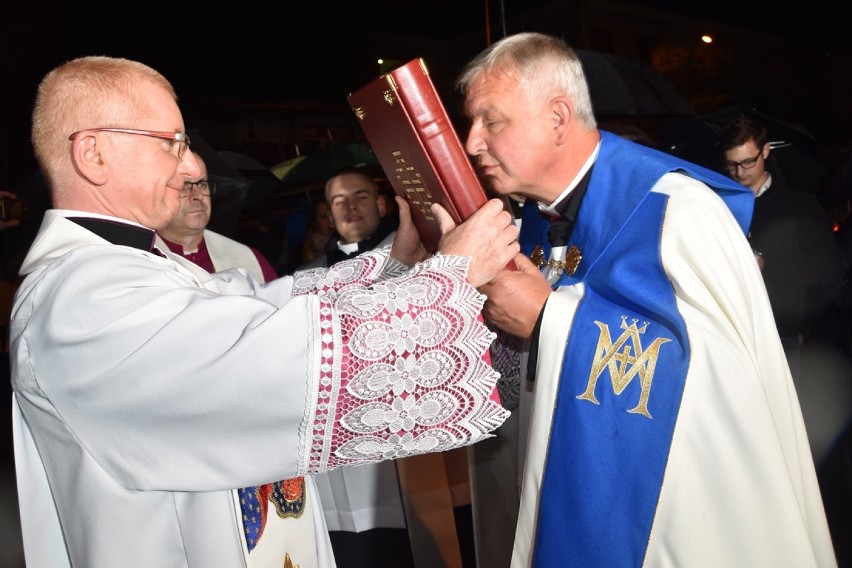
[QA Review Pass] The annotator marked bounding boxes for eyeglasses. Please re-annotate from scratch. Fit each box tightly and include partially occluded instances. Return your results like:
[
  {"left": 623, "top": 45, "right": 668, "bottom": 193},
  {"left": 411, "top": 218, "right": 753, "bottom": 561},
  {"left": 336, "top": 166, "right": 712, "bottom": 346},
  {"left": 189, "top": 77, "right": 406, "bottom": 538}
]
[
  {"left": 68, "top": 128, "right": 191, "bottom": 161},
  {"left": 725, "top": 149, "right": 763, "bottom": 172},
  {"left": 181, "top": 179, "right": 216, "bottom": 198}
]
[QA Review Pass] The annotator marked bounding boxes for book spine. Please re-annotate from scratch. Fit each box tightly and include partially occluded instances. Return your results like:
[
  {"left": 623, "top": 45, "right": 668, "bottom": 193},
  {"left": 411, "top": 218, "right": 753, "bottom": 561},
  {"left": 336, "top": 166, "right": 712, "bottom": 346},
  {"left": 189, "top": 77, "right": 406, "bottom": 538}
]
[
  {"left": 348, "top": 73, "right": 445, "bottom": 252},
  {"left": 389, "top": 60, "right": 488, "bottom": 221}
]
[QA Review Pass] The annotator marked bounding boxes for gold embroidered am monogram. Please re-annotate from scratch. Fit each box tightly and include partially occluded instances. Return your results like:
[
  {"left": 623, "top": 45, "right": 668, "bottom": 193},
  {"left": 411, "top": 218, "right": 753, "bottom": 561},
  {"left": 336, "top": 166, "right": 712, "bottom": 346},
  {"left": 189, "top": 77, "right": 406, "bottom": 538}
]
[{"left": 576, "top": 316, "right": 671, "bottom": 418}]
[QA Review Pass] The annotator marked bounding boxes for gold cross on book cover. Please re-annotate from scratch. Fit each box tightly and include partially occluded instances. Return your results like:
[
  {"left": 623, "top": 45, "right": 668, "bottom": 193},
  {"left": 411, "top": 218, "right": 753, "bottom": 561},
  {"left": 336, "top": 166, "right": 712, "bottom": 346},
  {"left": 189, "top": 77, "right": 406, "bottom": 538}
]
[{"left": 348, "top": 57, "right": 516, "bottom": 272}]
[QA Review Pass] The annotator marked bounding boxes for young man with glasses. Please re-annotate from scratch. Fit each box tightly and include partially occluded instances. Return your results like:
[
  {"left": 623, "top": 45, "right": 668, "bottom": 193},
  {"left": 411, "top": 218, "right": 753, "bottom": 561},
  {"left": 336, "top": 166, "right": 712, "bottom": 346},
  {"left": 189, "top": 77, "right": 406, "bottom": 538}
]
[
  {"left": 157, "top": 152, "right": 277, "bottom": 282},
  {"left": 720, "top": 114, "right": 845, "bottom": 395},
  {"left": 11, "top": 55, "right": 519, "bottom": 567}
]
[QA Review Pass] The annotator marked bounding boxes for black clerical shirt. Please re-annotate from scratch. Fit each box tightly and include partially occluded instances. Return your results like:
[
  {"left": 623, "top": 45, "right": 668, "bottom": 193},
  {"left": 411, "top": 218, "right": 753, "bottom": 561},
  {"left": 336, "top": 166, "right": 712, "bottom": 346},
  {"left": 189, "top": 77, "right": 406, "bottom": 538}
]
[
  {"left": 322, "top": 214, "right": 399, "bottom": 267},
  {"left": 526, "top": 167, "right": 592, "bottom": 382}
]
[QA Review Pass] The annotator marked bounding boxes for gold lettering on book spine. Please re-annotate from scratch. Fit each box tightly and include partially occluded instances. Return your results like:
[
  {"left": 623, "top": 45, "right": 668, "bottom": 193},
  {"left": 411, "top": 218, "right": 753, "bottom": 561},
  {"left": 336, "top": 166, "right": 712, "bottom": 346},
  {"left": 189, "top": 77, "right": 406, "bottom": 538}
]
[{"left": 391, "top": 151, "right": 435, "bottom": 220}]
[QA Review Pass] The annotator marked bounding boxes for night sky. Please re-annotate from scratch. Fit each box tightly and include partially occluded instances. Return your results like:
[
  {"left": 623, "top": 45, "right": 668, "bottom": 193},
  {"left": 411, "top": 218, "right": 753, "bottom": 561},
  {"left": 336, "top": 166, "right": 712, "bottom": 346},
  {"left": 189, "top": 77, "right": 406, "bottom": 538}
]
[{"left": 1, "top": 0, "right": 846, "bottom": 187}]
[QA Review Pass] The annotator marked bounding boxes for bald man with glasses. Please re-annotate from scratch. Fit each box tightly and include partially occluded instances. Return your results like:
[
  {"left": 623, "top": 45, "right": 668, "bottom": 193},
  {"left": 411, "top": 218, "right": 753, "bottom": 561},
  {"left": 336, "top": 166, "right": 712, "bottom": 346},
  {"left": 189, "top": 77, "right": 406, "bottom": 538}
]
[{"left": 10, "top": 55, "right": 519, "bottom": 568}]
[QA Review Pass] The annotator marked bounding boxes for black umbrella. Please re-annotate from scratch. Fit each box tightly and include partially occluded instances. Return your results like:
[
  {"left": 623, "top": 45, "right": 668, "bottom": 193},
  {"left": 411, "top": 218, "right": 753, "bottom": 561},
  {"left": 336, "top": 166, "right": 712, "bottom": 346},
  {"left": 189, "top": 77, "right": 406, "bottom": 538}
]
[
  {"left": 217, "top": 151, "right": 286, "bottom": 210},
  {"left": 186, "top": 130, "right": 251, "bottom": 239},
  {"left": 661, "top": 103, "right": 829, "bottom": 193},
  {"left": 576, "top": 50, "right": 694, "bottom": 117}
]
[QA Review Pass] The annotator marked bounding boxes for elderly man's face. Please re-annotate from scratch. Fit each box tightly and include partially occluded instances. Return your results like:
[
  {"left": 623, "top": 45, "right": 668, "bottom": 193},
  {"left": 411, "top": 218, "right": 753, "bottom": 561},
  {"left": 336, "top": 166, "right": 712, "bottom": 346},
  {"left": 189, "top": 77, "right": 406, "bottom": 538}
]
[{"left": 463, "top": 71, "right": 554, "bottom": 199}]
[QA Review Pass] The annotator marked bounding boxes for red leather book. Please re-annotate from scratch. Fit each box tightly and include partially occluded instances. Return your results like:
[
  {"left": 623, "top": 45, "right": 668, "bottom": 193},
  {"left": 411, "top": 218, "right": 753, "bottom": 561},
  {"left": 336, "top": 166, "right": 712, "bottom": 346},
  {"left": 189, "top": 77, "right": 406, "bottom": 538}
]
[{"left": 347, "top": 58, "right": 489, "bottom": 253}]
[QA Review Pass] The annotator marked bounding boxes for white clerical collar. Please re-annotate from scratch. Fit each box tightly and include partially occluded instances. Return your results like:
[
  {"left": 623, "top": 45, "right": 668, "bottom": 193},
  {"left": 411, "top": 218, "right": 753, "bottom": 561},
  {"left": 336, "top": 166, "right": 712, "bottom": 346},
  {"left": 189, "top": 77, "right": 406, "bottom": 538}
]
[
  {"left": 337, "top": 241, "right": 359, "bottom": 254},
  {"left": 539, "top": 140, "right": 601, "bottom": 216},
  {"left": 755, "top": 172, "right": 772, "bottom": 198}
]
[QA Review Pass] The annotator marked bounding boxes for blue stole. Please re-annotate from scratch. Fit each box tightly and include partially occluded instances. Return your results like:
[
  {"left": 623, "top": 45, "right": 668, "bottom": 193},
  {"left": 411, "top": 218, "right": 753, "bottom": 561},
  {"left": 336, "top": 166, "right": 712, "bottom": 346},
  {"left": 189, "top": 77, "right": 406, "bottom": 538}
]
[{"left": 521, "top": 132, "right": 752, "bottom": 566}]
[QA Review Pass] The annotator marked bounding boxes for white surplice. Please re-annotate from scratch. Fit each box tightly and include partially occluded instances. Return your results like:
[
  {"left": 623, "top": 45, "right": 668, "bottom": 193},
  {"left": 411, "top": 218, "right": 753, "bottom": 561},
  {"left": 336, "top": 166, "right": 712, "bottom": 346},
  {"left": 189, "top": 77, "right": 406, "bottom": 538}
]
[{"left": 12, "top": 210, "right": 507, "bottom": 567}]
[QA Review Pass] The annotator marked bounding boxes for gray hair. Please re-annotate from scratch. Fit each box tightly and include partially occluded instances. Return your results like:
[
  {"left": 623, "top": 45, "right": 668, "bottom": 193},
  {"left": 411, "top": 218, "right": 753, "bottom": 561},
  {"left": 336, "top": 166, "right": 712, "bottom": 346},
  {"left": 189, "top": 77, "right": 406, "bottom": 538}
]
[{"left": 456, "top": 32, "right": 596, "bottom": 129}]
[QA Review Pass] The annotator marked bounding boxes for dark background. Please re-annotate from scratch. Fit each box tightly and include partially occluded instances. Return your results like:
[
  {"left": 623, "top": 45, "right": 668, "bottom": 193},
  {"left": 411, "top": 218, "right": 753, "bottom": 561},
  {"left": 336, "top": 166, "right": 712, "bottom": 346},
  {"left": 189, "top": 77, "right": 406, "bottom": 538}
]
[
  {"left": 1, "top": 2, "right": 851, "bottom": 566},
  {"left": 1, "top": 0, "right": 849, "bottom": 189}
]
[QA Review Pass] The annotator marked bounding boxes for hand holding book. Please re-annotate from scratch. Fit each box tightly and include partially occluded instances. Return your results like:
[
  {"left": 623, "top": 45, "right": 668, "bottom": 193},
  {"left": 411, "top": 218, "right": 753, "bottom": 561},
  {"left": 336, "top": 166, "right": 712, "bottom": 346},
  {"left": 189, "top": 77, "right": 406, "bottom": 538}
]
[
  {"left": 430, "top": 198, "right": 519, "bottom": 288},
  {"left": 348, "top": 58, "right": 518, "bottom": 271}
]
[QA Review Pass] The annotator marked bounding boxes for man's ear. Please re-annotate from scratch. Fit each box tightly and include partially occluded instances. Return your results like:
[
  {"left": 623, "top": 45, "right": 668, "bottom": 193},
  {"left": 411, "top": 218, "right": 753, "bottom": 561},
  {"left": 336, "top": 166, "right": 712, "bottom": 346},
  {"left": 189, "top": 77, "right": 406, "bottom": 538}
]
[
  {"left": 70, "top": 133, "right": 109, "bottom": 185},
  {"left": 552, "top": 96, "right": 573, "bottom": 146},
  {"left": 327, "top": 210, "right": 336, "bottom": 231},
  {"left": 376, "top": 193, "right": 388, "bottom": 217},
  {"left": 762, "top": 143, "right": 771, "bottom": 159}
]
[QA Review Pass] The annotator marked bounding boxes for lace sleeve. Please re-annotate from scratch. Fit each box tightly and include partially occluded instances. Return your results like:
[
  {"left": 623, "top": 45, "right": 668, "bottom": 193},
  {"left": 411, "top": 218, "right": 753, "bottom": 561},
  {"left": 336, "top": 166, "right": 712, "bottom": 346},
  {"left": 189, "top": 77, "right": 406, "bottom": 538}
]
[
  {"left": 291, "top": 251, "right": 509, "bottom": 474},
  {"left": 291, "top": 245, "right": 405, "bottom": 293}
]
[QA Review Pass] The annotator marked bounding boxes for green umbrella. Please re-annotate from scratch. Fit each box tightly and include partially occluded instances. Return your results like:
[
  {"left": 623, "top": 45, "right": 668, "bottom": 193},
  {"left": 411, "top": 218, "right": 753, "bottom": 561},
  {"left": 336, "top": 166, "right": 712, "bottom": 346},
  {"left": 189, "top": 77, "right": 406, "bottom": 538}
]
[
  {"left": 271, "top": 156, "right": 306, "bottom": 181},
  {"left": 279, "top": 142, "right": 380, "bottom": 187}
]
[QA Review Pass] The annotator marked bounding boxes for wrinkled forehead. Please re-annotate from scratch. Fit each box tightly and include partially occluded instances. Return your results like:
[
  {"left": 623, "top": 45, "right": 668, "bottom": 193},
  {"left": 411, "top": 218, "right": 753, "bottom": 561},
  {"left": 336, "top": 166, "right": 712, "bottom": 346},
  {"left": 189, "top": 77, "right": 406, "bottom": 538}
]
[{"left": 464, "top": 70, "right": 524, "bottom": 115}]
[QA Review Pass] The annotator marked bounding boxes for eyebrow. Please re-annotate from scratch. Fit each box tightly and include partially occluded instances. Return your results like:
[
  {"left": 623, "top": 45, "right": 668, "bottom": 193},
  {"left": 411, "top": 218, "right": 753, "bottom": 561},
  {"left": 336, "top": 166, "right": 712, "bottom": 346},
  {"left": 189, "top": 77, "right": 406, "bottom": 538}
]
[{"left": 331, "top": 187, "right": 372, "bottom": 198}]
